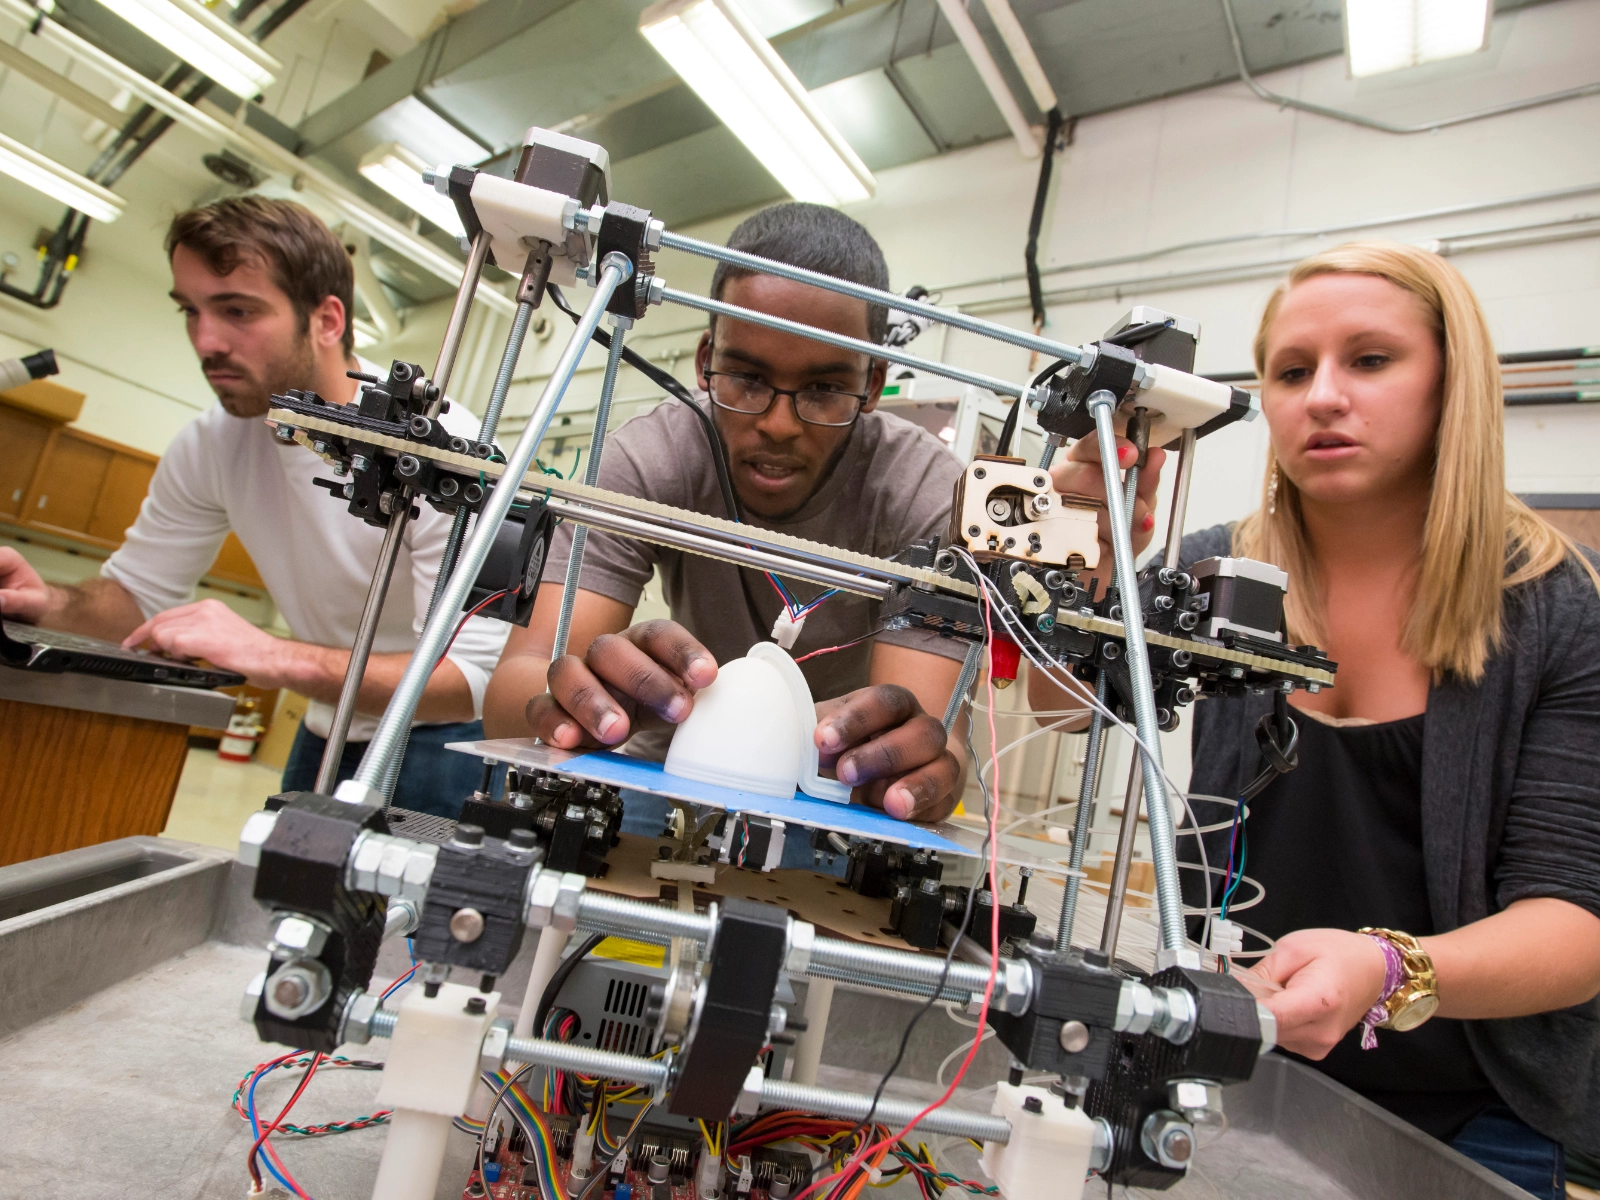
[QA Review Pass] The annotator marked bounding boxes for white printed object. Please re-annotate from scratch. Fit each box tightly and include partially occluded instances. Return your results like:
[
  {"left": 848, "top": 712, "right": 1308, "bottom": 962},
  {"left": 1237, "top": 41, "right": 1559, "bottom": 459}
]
[{"left": 981, "top": 1082, "right": 1095, "bottom": 1200}]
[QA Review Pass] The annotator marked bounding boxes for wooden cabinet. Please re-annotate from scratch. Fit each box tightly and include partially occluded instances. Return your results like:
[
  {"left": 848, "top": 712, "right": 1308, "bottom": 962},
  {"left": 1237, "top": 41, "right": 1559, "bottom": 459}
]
[
  {"left": 0, "top": 407, "right": 53, "bottom": 519},
  {"left": 26, "top": 429, "right": 117, "bottom": 539},
  {"left": 1, "top": 403, "right": 264, "bottom": 589}
]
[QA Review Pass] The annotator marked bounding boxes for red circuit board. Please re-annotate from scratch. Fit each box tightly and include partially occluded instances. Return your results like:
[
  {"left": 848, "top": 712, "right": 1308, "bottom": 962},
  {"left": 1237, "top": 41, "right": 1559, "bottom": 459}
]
[{"left": 462, "top": 1141, "right": 799, "bottom": 1199}]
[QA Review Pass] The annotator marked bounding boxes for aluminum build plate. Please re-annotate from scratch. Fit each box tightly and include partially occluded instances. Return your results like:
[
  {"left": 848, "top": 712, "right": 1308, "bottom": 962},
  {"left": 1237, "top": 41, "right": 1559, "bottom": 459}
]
[{"left": 449, "top": 738, "right": 1054, "bottom": 867}]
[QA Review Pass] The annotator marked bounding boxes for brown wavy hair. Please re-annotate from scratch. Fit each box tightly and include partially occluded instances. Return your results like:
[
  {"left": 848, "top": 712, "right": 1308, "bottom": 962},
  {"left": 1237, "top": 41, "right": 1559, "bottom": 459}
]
[
  {"left": 166, "top": 195, "right": 354, "bottom": 354},
  {"left": 1235, "top": 240, "right": 1597, "bottom": 682}
]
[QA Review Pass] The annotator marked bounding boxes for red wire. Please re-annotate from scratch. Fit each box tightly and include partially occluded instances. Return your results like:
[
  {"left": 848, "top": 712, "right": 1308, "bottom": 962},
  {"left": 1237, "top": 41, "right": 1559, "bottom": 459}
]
[
  {"left": 249, "top": 1052, "right": 325, "bottom": 1196},
  {"left": 794, "top": 593, "right": 1004, "bottom": 1200},
  {"left": 792, "top": 630, "right": 876, "bottom": 663},
  {"left": 441, "top": 590, "right": 507, "bottom": 660}
]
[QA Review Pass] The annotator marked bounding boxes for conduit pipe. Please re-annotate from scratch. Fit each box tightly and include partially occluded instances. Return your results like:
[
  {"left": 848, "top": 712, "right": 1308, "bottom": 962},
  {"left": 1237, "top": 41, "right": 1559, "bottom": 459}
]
[
  {"left": 1218, "top": 0, "right": 1600, "bottom": 136},
  {"left": 0, "top": 0, "right": 514, "bottom": 315},
  {"left": 933, "top": 0, "right": 1039, "bottom": 156}
]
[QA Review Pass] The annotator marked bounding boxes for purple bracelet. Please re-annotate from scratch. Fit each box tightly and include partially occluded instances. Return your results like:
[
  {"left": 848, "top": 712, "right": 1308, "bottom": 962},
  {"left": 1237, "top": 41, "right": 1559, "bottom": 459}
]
[{"left": 1359, "top": 935, "right": 1405, "bottom": 1050}]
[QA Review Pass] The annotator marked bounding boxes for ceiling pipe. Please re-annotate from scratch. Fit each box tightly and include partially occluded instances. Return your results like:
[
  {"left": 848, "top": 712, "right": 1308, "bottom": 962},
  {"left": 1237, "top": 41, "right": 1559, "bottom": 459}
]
[
  {"left": 0, "top": 0, "right": 514, "bottom": 315},
  {"left": 979, "top": 0, "right": 1057, "bottom": 113},
  {"left": 933, "top": 0, "right": 1038, "bottom": 156}
]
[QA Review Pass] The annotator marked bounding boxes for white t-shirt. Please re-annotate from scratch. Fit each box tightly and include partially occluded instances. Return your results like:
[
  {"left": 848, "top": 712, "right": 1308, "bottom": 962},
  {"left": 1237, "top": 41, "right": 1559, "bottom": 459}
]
[{"left": 102, "top": 362, "right": 509, "bottom": 741}]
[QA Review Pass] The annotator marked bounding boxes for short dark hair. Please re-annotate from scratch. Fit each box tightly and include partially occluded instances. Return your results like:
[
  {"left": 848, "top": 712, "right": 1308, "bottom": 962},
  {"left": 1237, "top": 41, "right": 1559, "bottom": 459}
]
[
  {"left": 710, "top": 202, "right": 890, "bottom": 345},
  {"left": 166, "top": 196, "right": 355, "bottom": 354}
]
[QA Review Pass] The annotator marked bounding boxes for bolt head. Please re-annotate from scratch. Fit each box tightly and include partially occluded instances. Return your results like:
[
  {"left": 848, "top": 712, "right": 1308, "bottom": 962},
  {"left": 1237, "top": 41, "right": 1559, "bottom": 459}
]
[
  {"left": 237, "top": 809, "right": 278, "bottom": 868},
  {"left": 264, "top": 959, "right": 332, "bottom": 1020},
  {"left": 453, "top": 823, "right": 485, "bottom": 848},
  {"left": 273, "top": 424, "right": 296, "bottom": 443},
  {"left": 450, "top": 907, "right": 486, "bottom": 943},
  {"left": 1140, "top": 1111, "right": 1195, "bottom": 1170},
  {"left": 1058, "top": 1019, "right": 1090, "bottom": 1054}
]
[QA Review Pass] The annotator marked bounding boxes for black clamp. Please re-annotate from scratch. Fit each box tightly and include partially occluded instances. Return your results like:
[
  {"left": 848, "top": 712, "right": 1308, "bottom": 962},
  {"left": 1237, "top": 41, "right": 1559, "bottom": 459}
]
[
  {"left": 442, "top": 166, "right": 487, "bottom": 257},
  {"left": 1086, "top": 967, "right": 1263, "bottom": 1188},
  {"left": 411, "top": 824, "right": 542, "bottom": 982},
  {"left": 668, "top": 898, "right": 789, "bottom": 1118},
  {"left": 251, "top": 793, "right": 390, "bottom": 1052},
  {"left": 986, "top": 945, "right": 1123, "bottom": 1083},
  {"left": 1034, "top": 341, "right": 1142, "bottom": 442},
  {"left": 595, "top": 202, "right": 657, "bottom": 319}
]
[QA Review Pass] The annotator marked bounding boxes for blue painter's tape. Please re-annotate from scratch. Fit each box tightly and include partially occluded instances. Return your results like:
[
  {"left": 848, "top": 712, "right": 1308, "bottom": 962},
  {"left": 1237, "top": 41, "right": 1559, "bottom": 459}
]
[{"left": 561, "top": 750, "right": 969, "bottom": 855}]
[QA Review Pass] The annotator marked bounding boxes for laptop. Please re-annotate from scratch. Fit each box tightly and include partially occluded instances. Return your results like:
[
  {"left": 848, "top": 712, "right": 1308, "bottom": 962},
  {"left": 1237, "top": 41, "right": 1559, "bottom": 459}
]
[{"left": 0, "top": 619, "right": 246, "bottom": 689}]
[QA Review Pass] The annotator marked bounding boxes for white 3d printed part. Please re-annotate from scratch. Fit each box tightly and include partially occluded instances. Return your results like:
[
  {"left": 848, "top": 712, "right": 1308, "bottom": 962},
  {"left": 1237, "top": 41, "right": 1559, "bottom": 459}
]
[
  {"left": 981, "top": 1082, "right": 1095, "bottom": 1200},
  {"left": 665, "top": 641, "right": 851, "bottom": 803}
]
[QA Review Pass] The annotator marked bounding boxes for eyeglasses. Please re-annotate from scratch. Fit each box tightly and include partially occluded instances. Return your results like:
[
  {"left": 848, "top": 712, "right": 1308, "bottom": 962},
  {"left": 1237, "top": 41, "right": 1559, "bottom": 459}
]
[{"left": 704, "top": 370, "right": 869, "bottom": 428}]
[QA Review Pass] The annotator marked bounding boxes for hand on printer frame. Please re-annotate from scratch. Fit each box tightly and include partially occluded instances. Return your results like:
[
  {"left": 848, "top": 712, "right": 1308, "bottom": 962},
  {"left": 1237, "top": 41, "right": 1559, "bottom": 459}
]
[{"left": 1049, "top": 436, "right": 1167, "bottom": 568}]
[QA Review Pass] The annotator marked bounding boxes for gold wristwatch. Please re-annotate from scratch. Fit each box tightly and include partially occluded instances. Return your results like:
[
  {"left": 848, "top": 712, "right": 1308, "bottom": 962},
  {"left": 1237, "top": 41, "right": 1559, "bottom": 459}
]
[{"left": 1359, "top": 927, "right": 1439, "bottom": 1031}]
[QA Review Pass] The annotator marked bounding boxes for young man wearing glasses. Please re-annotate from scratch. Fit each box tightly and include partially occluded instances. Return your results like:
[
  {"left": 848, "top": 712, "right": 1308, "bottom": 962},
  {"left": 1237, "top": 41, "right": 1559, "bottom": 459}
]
[{"left": 484, "top": 203, "right": 969, "bottom": 824}]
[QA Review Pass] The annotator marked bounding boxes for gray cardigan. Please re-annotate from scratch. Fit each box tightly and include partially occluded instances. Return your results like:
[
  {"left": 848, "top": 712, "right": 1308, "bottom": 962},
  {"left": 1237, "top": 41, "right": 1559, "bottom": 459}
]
[{"left": 1174, "top": 525, "right": 1600, "bottom": 1153}]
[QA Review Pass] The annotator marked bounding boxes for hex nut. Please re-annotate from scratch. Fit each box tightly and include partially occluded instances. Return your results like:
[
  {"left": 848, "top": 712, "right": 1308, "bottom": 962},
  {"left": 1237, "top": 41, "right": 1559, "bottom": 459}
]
[
  {"left": 1140, "top": 1111, "right": 1194, "bottom": 1170},
  {"left": 240, "top": 972, "right": 266, "bottom": 1023},
  {"left": 348, "top": 831, "right": 385, "bottom": 892},
  {"left": 264, "top": 959, "right": 332, "bottom": 1021},
  {"left": 341, "top": 991, "right": 380, "bottom": 1045},
  {"left": 1169, "top": 1079, "right": 1222, "bottom": 1122},
  {"left": 479, "top": 1021, "right": 511, "bottom": 1075},
  {"left": 237, "top": 810, "right": 279, "bottom": 868},
  {"left": 1116, "top": 982, "right": 1157, "bottom": 1035},
  {"left": 270, "top": 914, "right": 329, "bottom": 958},
  {"left": 552, "top": 873, "right": 586, "bottom": 932},
  {"left": 373, "top": 838, "right": 412, "bottom": 896},
  {"left": 785, "top": 920, "right": 816, "bottom": 974},
  {"left": 1256, "top": 1002, "right": 1278, "bottom": 1055},
  {"left": 399, "top": 844, "right": 439, "bottom": 903},
  {"left": 1000, "top": 959, "right": 1033, "bottom": 1014},
  {"left": 525, "top": 868, "right": 562, "bottom": 928}
]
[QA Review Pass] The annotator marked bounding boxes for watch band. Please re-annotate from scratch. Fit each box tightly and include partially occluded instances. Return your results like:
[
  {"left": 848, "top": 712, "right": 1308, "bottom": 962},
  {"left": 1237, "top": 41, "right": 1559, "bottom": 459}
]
[{"left": 1358, "top": 927, "right": 1440, "bottom": 1045}]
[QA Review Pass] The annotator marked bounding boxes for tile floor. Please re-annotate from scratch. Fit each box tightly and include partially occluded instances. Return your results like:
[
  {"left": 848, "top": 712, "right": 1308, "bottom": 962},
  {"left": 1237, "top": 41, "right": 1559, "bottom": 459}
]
[{"left": 161, "top": 747, "right": 284, "bottom": 851}]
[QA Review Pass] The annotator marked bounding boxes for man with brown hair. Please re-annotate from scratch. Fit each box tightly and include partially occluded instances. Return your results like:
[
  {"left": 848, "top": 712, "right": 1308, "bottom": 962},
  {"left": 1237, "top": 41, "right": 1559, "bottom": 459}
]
[{"left": 0, "top": 196, "right": 506, "bottom": 815}]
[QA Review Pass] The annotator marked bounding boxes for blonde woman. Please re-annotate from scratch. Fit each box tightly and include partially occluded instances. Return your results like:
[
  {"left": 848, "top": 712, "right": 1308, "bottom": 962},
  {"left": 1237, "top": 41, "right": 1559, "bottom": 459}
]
[{"left": 1040, "top": 242, "right": 1600, "bottom": 1198}]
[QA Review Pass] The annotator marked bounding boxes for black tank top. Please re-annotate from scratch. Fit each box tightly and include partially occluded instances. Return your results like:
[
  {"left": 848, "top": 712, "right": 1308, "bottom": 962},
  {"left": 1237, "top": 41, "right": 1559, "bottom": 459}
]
[{"left": 1241, "top": 709, "right": 1497, "bottom": 1139}]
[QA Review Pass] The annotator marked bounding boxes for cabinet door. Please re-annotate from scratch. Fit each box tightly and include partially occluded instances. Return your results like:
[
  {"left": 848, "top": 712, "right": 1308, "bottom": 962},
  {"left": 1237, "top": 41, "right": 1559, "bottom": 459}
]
[
  {"left": 0, "top": 408, "right": 53, "bottom": 519},
  {"left": 207, "top": 531, "right": 265, "bottom": 588},
  {"left": 85, "top": 452, "right": 156, "bottom": 543},
  {"left": 25, "top": 432, "right": 112, "bottom": 537}
]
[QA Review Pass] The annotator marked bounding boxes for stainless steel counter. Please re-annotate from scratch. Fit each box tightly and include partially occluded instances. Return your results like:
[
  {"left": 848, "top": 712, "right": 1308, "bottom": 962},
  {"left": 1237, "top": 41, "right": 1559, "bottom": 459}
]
[{"left": 0, "top": 664, "right": 236, "bottom": 727}]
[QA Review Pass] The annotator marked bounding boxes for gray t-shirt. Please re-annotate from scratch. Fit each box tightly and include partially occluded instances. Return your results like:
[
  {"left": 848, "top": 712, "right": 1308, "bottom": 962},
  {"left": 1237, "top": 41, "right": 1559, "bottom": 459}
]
[{"left": 542, "top": 396, "right": 967, "bottom": 758}]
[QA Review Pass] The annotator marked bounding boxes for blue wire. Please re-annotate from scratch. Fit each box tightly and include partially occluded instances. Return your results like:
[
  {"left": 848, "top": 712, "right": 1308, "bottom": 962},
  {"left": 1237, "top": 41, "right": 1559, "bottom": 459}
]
[{"left": 247, "top": 1057, "right": 309, "bottom": 1197}]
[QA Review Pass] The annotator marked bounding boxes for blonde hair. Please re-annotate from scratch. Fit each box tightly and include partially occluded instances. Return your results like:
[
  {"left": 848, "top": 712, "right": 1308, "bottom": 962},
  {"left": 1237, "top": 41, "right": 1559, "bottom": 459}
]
[{"left": 1235, "top": 240, "right": 1597, "bottom": 682}]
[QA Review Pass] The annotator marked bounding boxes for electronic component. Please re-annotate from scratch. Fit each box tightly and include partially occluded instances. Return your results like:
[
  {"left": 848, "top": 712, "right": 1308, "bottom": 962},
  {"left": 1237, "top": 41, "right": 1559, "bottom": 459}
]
[{"left": 1187, "top": 556, "right": 1288, "bottom": 643}]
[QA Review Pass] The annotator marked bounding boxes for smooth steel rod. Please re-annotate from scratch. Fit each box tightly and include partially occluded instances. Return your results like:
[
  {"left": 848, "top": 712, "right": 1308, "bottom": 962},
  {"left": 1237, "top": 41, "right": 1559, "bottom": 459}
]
[
  {"left": 552, "top": 317, "right": 629, "bottom": 661},
  {"left": 395, "top": 299, "right": 540, "bottom": 799},
  {"left": 661, "top": 286, "right": 1030, "bottom": 400},
  {"left": 1057, "top": 670, "right": 1107, "bottom": 951},
  {"left": 1099, "top": 754, "right": 1144, "bottom": 961},
  {"left": 532, "top": 487, "right": 915, "bottom": 590},
  {"left": 352, "top": 256, "right": 632, "bottom": 792},
  {"left": 658, "top": 227, "right": 1083, "bottom": 369},
  {"left": 1163, "top": 428, "right": 1196, "bottom": 570},
  {"left": 316, "top": 508, "right": 409, "bottom": 794},
  {"left": 541, "top": 497, "right": 892, "bottom": 599},
  {"left": 430, "top": 230, "right": 493, "bottom": 403},
  {"left": 756, "top": 1079, "right": 1011, "bottom": 1143},
  {"left": 1088, "top": 393, "right": 1186, "bottom": 951}
]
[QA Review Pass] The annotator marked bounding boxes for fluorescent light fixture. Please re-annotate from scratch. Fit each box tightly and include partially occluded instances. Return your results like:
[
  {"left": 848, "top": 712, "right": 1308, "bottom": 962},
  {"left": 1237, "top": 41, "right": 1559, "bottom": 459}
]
[
  {"left": 0, "top": 131, "right": 123, "bottom": 222},
  {"left": 639, "top": 0, "right": 874, "bottom": 206},
  {"left": 358, "top": 142, "right": 466, "bottom": 237},
  {"left": 1345, "top": 0, "right": 1490, "bottom": 78},
  {"left": 89, "top": 0, "right": 278, "bottom": 98}
]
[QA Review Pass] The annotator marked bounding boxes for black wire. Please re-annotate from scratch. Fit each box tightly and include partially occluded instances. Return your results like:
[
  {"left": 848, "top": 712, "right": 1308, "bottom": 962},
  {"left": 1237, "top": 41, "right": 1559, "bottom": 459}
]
[
  {"left": 547, "top": 284, "right": 743, "bottom": 522},
  {"left": 1024, "top": 108, "right": 1065, "bottom": 332},
  {"left": 996, "top": 355, "right": 1074, "bottom": 458},
  {"left": 811, "top": 724, "right": 994, "bottom": 1189},
  {"left": 532, "top": 931, "right": 605, "bottom": 1036}
]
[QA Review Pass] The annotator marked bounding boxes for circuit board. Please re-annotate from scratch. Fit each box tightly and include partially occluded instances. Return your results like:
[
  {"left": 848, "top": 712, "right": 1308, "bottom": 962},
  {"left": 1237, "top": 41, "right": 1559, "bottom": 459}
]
[{"left": 463, "top": 1118, "right": 809, "bottom": 1199}]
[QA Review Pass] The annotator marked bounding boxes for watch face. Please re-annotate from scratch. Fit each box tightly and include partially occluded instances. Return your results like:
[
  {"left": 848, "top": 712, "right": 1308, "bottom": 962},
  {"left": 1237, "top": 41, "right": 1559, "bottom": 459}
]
[{"left": 1389, "top": 992, "right": 1440, "bottom": 1032}]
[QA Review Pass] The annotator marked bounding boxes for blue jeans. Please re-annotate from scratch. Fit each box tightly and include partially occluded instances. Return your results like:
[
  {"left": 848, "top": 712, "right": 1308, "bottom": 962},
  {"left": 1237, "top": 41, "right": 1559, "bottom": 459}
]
[
  {"left": 281, "top": 721, "right": 494, "bottom": 819},
  {"left": 1450, "top": 1105, "right": 1566, "bottom": 1200}
]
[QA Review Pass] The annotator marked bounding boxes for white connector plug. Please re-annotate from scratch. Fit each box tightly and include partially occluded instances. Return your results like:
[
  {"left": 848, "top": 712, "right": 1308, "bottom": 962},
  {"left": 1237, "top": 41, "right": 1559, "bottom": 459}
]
[{"left": 772, "top": 608, "right": 806, "bottom": 650}]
